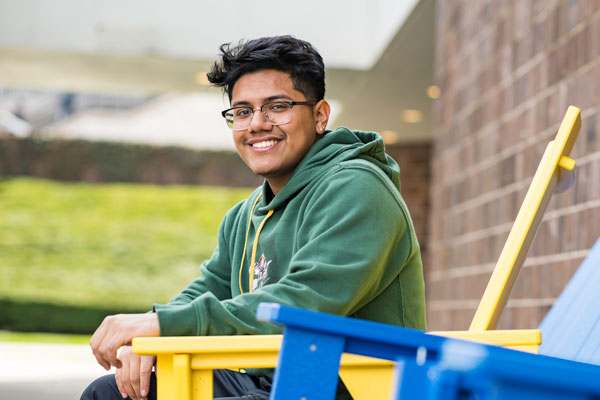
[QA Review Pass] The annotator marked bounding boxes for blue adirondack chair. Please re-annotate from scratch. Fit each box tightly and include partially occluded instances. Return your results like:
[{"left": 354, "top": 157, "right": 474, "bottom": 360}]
[
  {"left": 256, "top": 236, "right": 600, "bottom": 399},
  {"left": 538, "top": 236, "right": 600, "bottom": 365},
  {"left": 394, "top": 337, "right": 600, "bottom": 400},
  {"left": 396, "top": 237, "right": 600, "bottom": 399}
]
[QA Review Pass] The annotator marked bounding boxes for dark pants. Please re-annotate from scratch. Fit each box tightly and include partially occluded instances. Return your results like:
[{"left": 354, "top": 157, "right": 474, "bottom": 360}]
[{"left": 80, "top": 369, "right": 272, "bottom": 400}]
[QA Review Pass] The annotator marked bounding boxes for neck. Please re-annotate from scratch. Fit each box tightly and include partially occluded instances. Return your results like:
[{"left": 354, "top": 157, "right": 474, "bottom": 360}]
[
  {"left": 266, "top": 180, "right": 283, "bottom": 196},
  {"left": 266, "top": 174, "right": 291, "bottom": 195}
]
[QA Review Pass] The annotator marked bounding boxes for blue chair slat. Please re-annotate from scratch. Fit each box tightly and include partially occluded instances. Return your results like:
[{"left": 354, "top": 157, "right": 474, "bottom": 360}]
[
  {"left": 539, "top": 237, "right": 600, "bottom": 364},
  {"left": 402, "top": 339, "right": 600, "bottom": 400},
  {"left": 275, "top": 328, "right": 346, "bottom": 400},
  {"left": 577, "top": 318, "right": 600, "bottom": 365},
  {"left": 591, "top": 334, "right": 600, "bottom": 364},
  {"left": 257, "top": 303, "right": 443, "bottom": 400}
]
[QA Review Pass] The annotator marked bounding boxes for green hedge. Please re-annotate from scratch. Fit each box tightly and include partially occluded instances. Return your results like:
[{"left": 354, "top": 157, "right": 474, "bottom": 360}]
[{"left": 0, "top": 136, "right": 262, "bottom": 187}]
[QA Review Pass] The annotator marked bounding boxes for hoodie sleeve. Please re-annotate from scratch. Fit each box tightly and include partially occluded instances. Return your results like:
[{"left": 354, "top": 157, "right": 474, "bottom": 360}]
[
  {"left": 154, "top": 163, "right": 424, "bottom": 336},
  {"left": 153, "top": 201, "right": 253, "bottom": 334}
]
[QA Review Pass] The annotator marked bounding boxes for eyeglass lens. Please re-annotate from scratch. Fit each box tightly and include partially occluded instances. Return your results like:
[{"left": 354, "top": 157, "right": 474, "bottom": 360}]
[{"left": 225, "top": 102, "right": 293, "bottom": 130}]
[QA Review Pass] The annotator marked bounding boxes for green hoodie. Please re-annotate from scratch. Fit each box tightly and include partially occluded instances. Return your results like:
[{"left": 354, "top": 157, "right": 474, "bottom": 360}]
[{"left": 154, "top": 127, "right": 426, "bottom": 339}]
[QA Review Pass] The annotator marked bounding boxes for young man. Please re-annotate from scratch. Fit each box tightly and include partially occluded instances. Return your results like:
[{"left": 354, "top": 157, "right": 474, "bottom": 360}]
[{"left": 82, "top": 35, "right": 426, "bottom": 400}]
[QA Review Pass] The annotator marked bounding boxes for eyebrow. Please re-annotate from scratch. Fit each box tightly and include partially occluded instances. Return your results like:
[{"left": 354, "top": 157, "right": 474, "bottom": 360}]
[{"left": 231, "top": 94, "right": 292, "bottom": 107}]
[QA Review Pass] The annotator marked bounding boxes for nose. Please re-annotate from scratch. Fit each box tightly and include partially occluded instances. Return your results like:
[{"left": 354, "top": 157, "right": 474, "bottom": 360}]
[{"left": 248, "top": 109, "right": 272, "bottom": 133}]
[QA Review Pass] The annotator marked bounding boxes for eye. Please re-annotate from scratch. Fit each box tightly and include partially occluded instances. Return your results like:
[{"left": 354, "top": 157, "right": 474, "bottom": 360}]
[
  {"left": 266, "top": 102, "right": 290, "bottom": 112},
  {"left": 234, "top": 108, "right": 253, "bottom": 118}
]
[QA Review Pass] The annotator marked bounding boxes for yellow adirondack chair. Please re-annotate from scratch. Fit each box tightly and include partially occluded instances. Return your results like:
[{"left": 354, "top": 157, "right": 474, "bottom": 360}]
[{"left": 133, "top": 106, "right": 581, "bottom": 400}]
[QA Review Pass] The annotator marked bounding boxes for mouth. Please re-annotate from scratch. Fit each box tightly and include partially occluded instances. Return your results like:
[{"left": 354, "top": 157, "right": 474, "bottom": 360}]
[{"left": 249, "top": 139, "right": 282, "bottom": 150}]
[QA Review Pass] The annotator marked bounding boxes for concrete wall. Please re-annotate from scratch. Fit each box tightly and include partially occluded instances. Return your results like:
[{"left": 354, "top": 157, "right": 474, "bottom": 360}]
[
  {"left": 0, "top": 0, "right": 416, "bottom": 70},
  {"left": 428, "top": 0, "right": 600, "bottom": 330}
]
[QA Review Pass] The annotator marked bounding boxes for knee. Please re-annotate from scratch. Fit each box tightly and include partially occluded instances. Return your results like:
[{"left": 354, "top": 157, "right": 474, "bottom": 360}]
[{"left": 81, "top": 374, "right": 120, "bottom": 400}]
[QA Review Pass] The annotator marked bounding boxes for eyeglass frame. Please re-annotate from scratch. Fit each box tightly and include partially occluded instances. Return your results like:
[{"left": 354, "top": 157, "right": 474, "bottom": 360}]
[{"left": 220, "top": 100, "right": 319, "bottom": 131}]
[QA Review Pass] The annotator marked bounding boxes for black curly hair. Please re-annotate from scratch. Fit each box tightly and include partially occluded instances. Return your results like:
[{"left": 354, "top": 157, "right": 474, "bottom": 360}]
[{"left": 207, "top": 35, "right": 325, "bottom": 102}]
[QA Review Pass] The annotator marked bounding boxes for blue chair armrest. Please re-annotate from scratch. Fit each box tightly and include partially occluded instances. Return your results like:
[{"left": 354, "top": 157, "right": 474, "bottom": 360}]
[{"left": 257, "top": 302, "right": 442, "bottom": 361}]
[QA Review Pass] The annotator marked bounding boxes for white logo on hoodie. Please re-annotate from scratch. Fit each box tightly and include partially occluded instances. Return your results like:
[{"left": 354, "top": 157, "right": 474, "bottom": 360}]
[{"left": 253, "top": 254, "right": 272, "bottom": 290}]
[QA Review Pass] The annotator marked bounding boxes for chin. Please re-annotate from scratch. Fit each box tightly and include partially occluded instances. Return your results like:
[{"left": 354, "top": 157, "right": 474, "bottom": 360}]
[
  {"left": 247, "top": 160, "right": 278, "bottom": 175},
  {"left": 249, "top": 166, "right": 274, "bottom": 177}
]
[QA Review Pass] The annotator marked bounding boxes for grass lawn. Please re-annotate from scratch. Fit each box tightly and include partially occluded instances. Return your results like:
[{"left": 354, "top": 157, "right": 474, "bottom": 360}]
[
  {"left": 0, "top": 177, "right": 253, "bottom": 311},
  {"left": 0, "top": 330, "right": 91, "bottom": 344}
]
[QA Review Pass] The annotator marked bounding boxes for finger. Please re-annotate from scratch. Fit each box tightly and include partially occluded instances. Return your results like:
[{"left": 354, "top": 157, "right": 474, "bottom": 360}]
[
  {"left": 90, "top": 324, "right": 111, "bottom": 370},
  {"left": 129, "top": 353, "right": 142, "bottom": 400},
  {"left": 89, "top": 317, "right": 107, "bottom": 350},
  {"left": 94, "top": 339, "right": 123, "bottom": 370},
  {"left": 105, "top": 337, "right": 124, "bottom": 369},
  {"left": 139, "top": 356, "right": 155, "bottom": 399},
  {"left": 121, "top": 354, "right": 137, "bottom": 400},
  {"left": 91, "top": 349, "right": 111, "bottom": 371},
  {"left": 115, "top": 367, "right": 129, "bottom": 399},
  {"left": 90, "top": 316, "right": 122, "bottom": 370}
]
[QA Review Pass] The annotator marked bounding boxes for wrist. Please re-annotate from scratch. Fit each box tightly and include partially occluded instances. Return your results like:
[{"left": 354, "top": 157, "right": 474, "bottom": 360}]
[{"left": 143, "top": 312, "right": 160, "bottom": 336}]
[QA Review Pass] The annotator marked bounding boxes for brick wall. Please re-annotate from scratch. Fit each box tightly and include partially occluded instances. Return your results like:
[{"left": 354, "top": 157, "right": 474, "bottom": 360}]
[
  {"left": 429, "top": 0, "right": 600, "bottom": 330},
  {"left": 387, "top": 143, "right": 432, "bottom": 267}
]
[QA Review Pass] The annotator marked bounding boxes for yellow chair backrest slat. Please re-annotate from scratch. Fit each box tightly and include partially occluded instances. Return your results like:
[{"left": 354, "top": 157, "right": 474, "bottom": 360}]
[{"left": 469, "top": 106, "right": 581, "bottom": 331}]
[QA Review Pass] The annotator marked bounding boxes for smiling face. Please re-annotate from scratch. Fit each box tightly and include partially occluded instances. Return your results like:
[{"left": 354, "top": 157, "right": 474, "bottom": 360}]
[{"left": 230, "top": 69, "right": 330, "bottom": 194}]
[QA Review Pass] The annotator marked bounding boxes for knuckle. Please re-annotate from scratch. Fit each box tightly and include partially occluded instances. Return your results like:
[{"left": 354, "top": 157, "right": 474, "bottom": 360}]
[
  {"left": 105, "top": 314, "right": 120, "bottom": 326},
  {"left": 140, "top": 366, "right": 152, "bottom": 374},
  {"left": 99, "top": 346, "right": 115, "bottom": 359}
]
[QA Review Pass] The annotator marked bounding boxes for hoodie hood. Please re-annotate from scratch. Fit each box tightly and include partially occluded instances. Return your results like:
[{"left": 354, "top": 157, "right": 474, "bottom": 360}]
[{"left": 265, "top": 127, "right": 401, "bottom": 209}]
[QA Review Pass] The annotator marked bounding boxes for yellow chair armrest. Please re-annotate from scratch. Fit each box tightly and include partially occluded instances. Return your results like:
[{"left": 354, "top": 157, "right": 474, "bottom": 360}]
[
  {"left": 133, "top": 335, "right": 282, "bottom": 356},
  {"left": 132, "top": 329, "right": 541, "bottom": 400},
  {"left": 431, "top": 329, "right": 541, "bottom": 353}
]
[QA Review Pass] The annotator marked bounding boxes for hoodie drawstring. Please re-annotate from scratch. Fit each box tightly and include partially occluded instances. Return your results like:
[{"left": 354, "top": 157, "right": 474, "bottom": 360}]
[{"left": 238, "top": 193, "right": 274, "bottom": 294}]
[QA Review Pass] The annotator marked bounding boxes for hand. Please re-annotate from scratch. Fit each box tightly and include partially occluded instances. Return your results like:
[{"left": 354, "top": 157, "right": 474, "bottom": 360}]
[
  {"left": 90, "top": 313, "right": 160, "bottom": 370},
  {"left": 115, "top": 346, "right": 156, "bottom": 400}
]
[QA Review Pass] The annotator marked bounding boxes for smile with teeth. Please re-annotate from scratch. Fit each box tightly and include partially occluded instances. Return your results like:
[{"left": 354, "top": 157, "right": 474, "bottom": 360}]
[{"left": 251, "top": 139, "right": 280, "bottom": 149}]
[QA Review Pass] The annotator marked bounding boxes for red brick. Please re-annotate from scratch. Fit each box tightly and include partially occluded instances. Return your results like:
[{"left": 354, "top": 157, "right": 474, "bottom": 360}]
[{"left": 429, "top": 0, "right": 600, "bottom": 331}]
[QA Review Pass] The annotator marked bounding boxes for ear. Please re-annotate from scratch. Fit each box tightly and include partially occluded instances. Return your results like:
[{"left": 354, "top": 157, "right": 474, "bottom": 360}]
[{"left": 313, "top": 99, "right": 331, "bottom": 134}]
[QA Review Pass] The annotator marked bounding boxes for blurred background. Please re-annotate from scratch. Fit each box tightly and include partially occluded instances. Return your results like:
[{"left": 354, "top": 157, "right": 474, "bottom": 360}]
[
  {"left": 0, "top": 1, "right": 433, "bottom": 396},
  {"left": 0, "top": 0, "right": 433, "bottom": 334},
  {"left": 2, "top": 0, "right": 600, "bottom": 397}
]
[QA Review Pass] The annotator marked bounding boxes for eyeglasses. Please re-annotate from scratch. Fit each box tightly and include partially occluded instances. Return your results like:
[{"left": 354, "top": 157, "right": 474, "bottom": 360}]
[{"left": 221, "top": 100, "right": 318, "bottom": 131}]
